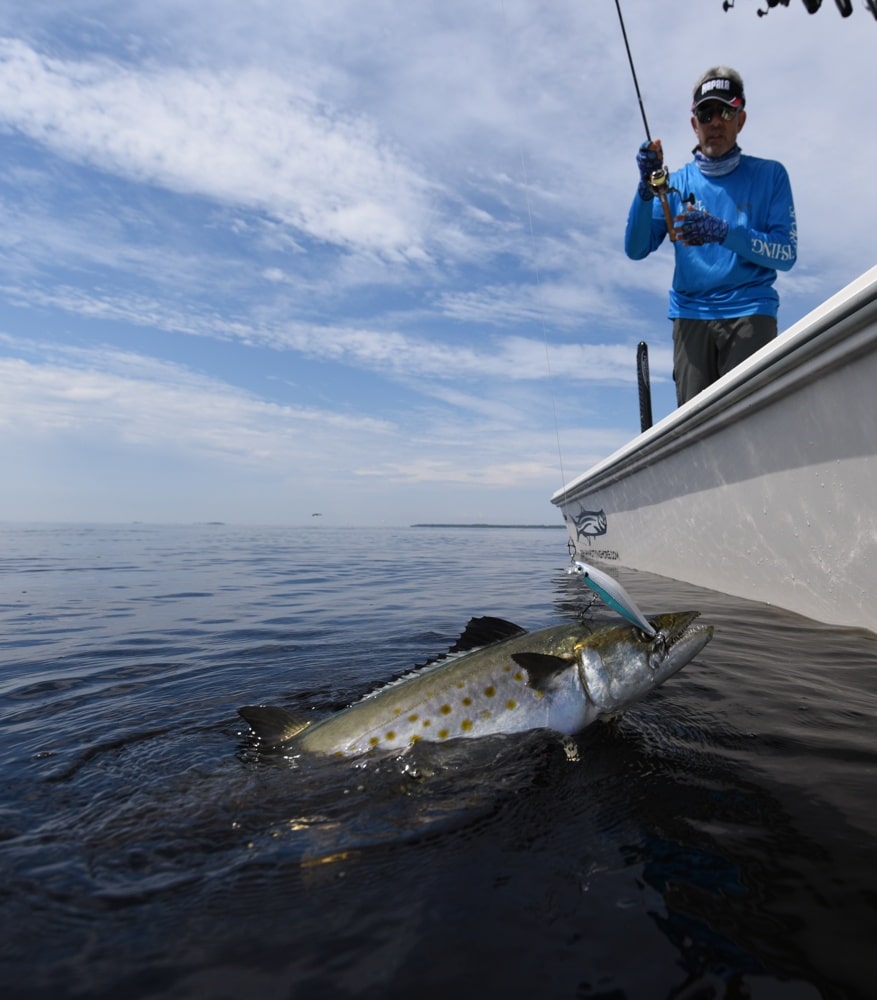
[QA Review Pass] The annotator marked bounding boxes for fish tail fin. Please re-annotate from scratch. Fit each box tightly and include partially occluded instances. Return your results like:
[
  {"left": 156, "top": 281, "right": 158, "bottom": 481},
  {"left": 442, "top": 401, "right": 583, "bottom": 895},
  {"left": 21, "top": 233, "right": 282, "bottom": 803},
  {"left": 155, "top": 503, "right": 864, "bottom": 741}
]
[{"left": 238, "top": 705, "right": 312, "bottom": 745}]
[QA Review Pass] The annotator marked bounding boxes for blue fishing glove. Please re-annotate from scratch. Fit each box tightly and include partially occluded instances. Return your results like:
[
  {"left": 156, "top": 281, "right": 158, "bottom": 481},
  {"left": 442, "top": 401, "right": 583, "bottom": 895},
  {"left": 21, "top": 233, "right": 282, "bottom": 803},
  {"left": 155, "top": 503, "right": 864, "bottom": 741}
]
[
  {"left": 636, "top": 141, "right": 662, "bottom": 201},
  {"left": 675, "top": 208, "right": 729, "bottom": 246}
]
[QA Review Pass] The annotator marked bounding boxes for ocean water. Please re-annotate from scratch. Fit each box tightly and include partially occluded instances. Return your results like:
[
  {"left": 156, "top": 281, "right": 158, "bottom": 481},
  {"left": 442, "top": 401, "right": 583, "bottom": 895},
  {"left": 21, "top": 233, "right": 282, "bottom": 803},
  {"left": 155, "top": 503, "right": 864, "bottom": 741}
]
[{"left": 1, "top": 522, "right": 875, "bottom": 1000}]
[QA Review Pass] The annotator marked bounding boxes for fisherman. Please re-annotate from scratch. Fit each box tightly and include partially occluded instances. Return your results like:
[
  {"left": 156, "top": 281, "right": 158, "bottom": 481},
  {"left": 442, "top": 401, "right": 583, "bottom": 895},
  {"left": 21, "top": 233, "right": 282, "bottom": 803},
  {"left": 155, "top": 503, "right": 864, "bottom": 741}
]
[{"left": 624, "top": 67, "right": 797, "bottom": 405}]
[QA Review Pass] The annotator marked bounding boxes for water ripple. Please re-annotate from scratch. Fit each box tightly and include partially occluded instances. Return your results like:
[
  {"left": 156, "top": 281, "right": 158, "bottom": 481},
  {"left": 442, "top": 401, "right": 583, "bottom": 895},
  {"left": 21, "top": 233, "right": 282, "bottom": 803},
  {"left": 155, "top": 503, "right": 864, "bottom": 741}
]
[{"left": 1, "top": 524, "right": 875, "bottom": 1000}]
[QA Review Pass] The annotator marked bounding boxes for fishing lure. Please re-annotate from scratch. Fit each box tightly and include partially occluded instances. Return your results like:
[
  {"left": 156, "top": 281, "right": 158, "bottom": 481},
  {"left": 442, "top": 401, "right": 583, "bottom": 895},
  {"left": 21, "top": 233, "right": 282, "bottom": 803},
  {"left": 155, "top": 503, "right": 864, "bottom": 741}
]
[{"left": 570, "top": 560, "right": 656, "bottom": 638}]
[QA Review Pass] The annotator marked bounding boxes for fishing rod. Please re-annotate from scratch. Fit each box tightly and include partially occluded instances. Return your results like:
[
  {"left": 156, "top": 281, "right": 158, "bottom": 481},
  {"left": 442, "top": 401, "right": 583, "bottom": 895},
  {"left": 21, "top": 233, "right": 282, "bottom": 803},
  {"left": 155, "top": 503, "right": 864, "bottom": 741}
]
[{"left": 613, "top": 0, "right": 680, "bottom": 242}]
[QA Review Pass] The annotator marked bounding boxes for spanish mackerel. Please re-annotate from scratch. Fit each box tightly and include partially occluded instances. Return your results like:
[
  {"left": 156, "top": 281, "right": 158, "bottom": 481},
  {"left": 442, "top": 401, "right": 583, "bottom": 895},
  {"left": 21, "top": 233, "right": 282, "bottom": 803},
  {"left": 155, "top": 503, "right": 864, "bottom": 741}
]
[{"left": 239, "top": 612, "right": 712, "bottom": 757}]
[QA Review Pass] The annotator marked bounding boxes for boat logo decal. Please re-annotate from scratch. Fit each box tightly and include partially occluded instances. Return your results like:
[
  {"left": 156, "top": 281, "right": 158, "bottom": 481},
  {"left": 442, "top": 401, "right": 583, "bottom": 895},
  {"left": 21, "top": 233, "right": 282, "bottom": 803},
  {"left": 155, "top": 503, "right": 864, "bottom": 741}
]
[{"left": 571, "top": 507, "right": 607, "bottom": 545}]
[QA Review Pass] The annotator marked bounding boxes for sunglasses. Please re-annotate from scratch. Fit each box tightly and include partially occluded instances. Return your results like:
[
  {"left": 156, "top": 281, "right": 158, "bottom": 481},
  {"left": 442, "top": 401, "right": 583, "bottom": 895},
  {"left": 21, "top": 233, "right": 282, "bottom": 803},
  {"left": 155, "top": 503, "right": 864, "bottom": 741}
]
[{"left": 694, "top": 104, "right": 740, "bottom": 124}]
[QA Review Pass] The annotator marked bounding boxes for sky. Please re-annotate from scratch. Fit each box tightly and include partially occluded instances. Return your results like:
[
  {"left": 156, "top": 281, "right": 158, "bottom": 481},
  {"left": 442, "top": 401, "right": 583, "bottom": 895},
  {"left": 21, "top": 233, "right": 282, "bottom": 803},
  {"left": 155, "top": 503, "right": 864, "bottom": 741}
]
[{"left": 0, "top": 0, "right": 874, "bottom": 527}]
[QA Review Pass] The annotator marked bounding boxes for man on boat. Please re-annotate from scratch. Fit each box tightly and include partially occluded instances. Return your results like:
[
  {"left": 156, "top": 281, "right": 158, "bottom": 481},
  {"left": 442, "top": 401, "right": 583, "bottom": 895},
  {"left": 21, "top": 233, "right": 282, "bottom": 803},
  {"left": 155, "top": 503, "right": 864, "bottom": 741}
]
[{"left": 624, "top": 67, "right": 797, "bottom": 405}]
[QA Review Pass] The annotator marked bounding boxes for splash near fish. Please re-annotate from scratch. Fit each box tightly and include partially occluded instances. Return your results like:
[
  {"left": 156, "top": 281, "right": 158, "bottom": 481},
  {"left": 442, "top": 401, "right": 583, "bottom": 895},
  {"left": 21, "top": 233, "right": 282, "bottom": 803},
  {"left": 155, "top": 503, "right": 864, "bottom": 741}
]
[{"left": 239, "top": 603, "right": 712, "bottom": 757}]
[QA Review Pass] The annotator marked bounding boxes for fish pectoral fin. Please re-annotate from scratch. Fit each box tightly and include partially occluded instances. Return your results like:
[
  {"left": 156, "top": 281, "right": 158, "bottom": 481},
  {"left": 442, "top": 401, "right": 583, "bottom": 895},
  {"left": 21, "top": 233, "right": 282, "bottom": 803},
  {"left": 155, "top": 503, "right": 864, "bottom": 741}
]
[
  {"left": 450, "top": 616, "right": 528, "bottom": 653},
  {"left": 238, "top": 705, "right": 312, "bottom": 745},
  {"left": 511, "top": 652, "right": 577, "bottom": 692}
]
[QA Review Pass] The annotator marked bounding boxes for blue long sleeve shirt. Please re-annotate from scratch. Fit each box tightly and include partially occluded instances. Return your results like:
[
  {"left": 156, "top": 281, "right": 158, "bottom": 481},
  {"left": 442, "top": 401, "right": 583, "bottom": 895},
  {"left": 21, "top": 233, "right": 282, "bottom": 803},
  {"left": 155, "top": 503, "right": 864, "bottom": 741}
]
[{"left": 624, "top": 154, "right": 797, "bottom": 319}]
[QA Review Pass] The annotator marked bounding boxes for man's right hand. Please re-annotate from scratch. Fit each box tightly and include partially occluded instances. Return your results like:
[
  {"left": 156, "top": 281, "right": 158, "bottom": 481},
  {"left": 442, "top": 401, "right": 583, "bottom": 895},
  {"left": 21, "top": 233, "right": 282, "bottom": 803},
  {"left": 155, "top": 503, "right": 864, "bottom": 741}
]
[{"left": 636, "top": 140, "right": 663, "bottom": 201}]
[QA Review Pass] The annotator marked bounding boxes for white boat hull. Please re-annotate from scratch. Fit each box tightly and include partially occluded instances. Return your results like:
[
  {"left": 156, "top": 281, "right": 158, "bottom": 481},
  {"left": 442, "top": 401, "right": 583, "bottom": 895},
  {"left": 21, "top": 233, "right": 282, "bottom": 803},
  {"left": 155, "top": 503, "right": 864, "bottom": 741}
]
[{"left": 552, "top": 266, "right": 877, "bottom": 633}]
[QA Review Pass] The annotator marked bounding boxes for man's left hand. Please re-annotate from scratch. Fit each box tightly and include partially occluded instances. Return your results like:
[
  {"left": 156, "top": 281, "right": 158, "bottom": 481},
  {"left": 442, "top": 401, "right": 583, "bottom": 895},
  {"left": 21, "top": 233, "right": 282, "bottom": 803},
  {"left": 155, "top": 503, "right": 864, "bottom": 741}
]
[{"left": 674, "top": 208, "right": 729, "bottom": 246}]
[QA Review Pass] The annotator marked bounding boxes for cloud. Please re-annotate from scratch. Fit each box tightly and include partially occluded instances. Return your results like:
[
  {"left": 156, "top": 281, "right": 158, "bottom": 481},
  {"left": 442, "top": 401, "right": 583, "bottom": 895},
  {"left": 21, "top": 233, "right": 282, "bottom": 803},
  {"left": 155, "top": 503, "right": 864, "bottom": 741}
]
[
  {"left": 3, "top": 281, "right": 665, "bottom": 386},
  {"left": 0, "top": 37, "right": 437, "bottom": 259},
  {"left": 0, "top": 335, "right": 630, "bottom": 526},
  {"left": 0, "top": 345, "right": 394, "bottom": 467}
]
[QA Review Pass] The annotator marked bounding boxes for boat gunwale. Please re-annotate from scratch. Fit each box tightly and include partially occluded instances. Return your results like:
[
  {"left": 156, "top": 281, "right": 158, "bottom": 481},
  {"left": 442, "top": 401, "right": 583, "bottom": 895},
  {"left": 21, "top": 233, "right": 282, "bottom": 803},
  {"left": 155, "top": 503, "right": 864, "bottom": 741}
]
[{"left": 552, "top": 265, "right": 877, "bottom": 505}]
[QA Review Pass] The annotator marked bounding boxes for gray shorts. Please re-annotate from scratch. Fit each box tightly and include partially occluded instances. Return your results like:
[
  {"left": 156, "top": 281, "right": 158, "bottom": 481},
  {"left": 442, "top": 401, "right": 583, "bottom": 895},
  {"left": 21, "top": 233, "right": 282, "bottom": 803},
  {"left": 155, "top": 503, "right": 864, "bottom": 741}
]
[{"left": 672, "top": 314, "right": 777, "bottom": 405}]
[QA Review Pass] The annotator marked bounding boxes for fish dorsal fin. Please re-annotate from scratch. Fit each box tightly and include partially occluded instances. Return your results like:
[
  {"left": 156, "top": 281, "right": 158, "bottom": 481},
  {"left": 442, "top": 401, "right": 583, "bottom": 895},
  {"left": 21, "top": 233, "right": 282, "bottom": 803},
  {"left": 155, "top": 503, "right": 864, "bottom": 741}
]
[
  {"left": 359, "top": 617, "right": 532, "bottom": 702},
  {"left": 239, "top": 705, "right": 312, "bottom": 746},
  {"left": 511, "top": 652, "right": 577, "bottom": 693},
  {"left": 450, "top": 616, "right": 528, "bottom": 653}
]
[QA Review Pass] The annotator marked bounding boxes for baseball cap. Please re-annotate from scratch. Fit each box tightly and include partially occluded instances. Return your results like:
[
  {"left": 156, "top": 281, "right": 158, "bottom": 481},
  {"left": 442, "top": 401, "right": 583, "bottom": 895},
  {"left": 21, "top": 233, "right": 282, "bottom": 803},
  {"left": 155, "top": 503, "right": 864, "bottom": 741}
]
[{"left": 691, "top": 76, "right": 745, "bottom": 111}]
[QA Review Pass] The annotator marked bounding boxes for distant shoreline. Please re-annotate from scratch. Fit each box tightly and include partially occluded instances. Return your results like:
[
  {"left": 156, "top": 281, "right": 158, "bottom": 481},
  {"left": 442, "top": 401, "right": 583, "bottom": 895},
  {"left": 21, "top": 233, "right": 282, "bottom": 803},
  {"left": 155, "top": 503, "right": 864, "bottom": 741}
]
[{"left": 410, "top": 523, "right": 565, "bottom": 529}]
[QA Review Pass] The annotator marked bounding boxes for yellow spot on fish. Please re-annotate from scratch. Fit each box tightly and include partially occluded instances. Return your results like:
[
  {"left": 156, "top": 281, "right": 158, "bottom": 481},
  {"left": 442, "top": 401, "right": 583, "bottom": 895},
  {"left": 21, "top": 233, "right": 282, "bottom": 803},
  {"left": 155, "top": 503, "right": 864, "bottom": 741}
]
[
  {"left": 438, "top": 728, "right": 449, "bottom": 739},
  {"left": 461, "top": 719, "right": 473, "bottom": 732},
  {"left": 410, "top": 734, "right": 421, "bottom": 743},
  {"left": 513, "top": 671, "right": 524, "bottom": 682},
  {"left": 456, "top": 682, "right": 465, "bottom": 689},
  {"left": 506, "top": 699, "right": 517, "bottom": 711},
  {"left": 462, "top": 696, "right": 472, "bottom": 707},
  {"left": 484, "top": 685, "right": 496, "bottom": 697},
  {"left": 408, "top": 713, "right": 419, "bottom": 722},
  {"left": 422, "top": 719, "right": 432, "bottom": 728},
  {"left": 440, "top": 704, "right": 452, "bottom": 715},
  {"left": 385, "top": 731, "right": 396, "bottom": 741},
  {"left": 369, "top": 737, "right": 380, "bottom": 747},
  {"left": 393, "top": 707, "right": 402, "bottom": 717},
  {"left": 480, "top": 709, "right": 491, "bottom": 719}
]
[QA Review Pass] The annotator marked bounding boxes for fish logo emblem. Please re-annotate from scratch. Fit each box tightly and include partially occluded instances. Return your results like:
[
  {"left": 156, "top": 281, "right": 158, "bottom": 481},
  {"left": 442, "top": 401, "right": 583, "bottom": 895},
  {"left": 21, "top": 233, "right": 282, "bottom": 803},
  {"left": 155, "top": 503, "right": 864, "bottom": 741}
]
[{"left": 571, "top": 507, "right": 607, "bottom": 545}]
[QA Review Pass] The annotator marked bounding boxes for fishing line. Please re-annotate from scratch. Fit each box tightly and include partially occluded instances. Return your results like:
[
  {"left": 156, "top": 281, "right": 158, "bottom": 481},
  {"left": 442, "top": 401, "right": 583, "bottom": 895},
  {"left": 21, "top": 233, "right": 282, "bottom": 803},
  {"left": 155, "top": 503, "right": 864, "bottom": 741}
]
[
  {"left": 516, "top": 147, "right": 570, "bottom": 512},
  {"left": 550, "top": 1, "right": 659, "bottom": 521},
  {"left": 499, "top": 4, "right": 662, "bottom": 548},
  {"left": 498, "top": 0, "right": 572, "bottom": 527},
  {"left": 498, "top": 5, "right": 663, "bottom": 621}
]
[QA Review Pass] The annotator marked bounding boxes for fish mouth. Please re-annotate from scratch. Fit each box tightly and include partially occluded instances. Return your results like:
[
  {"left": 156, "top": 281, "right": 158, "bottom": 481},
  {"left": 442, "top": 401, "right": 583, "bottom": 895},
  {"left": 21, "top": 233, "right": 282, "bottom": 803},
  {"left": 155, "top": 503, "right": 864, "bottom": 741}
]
[
  {"left": 578, "top": 610, "right": 712, "bottom": 714},
  {"left": 659, "top": 612, "right": 713, "bottom": 667},
  {"left": 648, "top": 610, "right": 702, "bottom": 643},
  {"left": 676, "top": 619, "right": 714, "bottom": 651},
  {"left": 674, "top": 612, "right": 703, "bottom": 639},
  {"left": 645, "top": 611, "right": 713, "bottom": 675}
]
